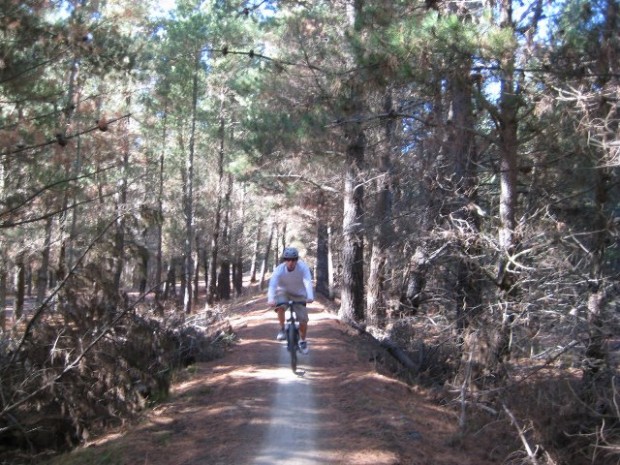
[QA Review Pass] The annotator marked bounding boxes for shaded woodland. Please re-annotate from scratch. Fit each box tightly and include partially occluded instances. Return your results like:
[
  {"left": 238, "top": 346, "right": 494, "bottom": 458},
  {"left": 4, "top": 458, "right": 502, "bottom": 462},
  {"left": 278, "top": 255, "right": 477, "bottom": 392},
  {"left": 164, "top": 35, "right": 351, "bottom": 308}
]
[{"left": 0, "top": 1, "right": 619, "bottom": 464}]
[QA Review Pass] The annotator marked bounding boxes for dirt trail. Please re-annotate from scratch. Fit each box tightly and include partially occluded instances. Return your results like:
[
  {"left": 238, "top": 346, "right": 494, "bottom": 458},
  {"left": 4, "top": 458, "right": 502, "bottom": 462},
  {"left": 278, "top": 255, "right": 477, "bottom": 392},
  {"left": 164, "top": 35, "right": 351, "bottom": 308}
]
[
  {"left": 252, "top": 342, "right": 319, "bottom": 464},
  {"left": 77, "top": 295, "right": 501, "bottom": 465}
]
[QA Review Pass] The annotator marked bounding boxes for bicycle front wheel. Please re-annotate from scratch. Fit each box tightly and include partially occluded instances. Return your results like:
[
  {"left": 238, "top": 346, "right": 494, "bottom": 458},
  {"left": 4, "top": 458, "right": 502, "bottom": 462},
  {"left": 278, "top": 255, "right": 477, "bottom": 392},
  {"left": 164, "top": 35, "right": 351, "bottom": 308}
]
[{"left": 287, "top": 322, "right": 298, "bottom": 372}]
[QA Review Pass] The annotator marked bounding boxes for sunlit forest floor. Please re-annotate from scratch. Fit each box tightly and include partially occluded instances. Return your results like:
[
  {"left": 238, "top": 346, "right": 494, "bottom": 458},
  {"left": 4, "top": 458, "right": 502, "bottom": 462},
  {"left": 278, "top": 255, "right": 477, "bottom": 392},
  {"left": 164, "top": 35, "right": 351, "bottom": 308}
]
[{"left": 40, "top": 293, "right": 506, "bottom": 465}]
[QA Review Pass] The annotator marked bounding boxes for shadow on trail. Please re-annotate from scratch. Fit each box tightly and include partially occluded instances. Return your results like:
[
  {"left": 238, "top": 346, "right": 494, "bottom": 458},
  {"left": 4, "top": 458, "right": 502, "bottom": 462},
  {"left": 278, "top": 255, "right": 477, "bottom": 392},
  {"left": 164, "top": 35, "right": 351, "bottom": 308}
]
[{"left": 76, "top": 304, "right": 416, "bottom": 465}]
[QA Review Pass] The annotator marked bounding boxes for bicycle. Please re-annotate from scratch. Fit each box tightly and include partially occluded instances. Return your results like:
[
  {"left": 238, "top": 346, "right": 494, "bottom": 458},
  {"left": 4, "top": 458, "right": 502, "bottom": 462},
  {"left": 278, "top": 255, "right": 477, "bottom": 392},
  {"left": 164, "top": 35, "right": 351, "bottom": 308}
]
[{"left": 280, "top": 300, "right": 306, "bottom": 372}]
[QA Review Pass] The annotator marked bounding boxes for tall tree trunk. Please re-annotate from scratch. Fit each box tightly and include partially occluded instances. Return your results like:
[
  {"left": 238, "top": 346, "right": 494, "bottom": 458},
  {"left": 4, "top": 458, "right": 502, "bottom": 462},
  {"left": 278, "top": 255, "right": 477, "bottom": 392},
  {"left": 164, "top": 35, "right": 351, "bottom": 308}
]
[
  {"left": 315, "top": 192, "right": 330, "bottom": 298},
  {"left": 201, "top": 245, "right": 209, "bottom": 294},
  {"left": 258, "top": 221, "right": 275, "bottom": 290},
  {"left": 444, "top": 64, "right": 483, "bottom": 336},
  {"left": 138, "top": 244, "right": 148, "bottom": 294},
  {"left": 577, "top": 165, "right": 613, "bottom": 407},
  {"left": 217, "top": 174, "right": 233, "bottom": 300},
  {"left": 233, "top": 255, "right": 243, "bottom": 296},
  {"left": 182, "top": 53, "right": 199, "bottom": 314},
  {"left": 0, "top": 265, "right": 6, "bottom": 330},
  {"left": 494, "top": 58, "right": 520, "bottom": 369},
  {"left": 0, "top": 161, "right": 6, "bottom": 328},
  {"left": 366, "top": 91, "right": 395, "bottom": 328},
  {"left": 207, "top": 114, "right": 226, "bottom": 305},
  {"left": 36, "top": 216, "right": 53, "bottom": 305},
  {"left": 164, "top": 259, "right": 177, "bottom": 299},
  {"left": 327, "top": 226, "right": 335, "bottom": 299},
  {"left": 56, "top": 200, "right": 68, "bottom": 285},
  {"left": 249, "top": 219, "right": 262, "bottom": 284},
  {"left": 233, "top": 185, "right": 246, "bottom": 296},
  {"left": 339, "top": 119, "right": 366, "bottom": 323},
  {"left": 280, "top": 223, "right": 287, "bottom": 251},
  {"left": 193, "top": 233, "right": 201, "bottom": 302},
  {"left": 273, "top": 224, "right": 282, "bottom": 270},
  {"left": 398, "top": 78, "right": 443, "bottom": 316},
  {"left": 339, "top": 0, "right": 366, "bottom": 323},
  {"left": 56, "top": 54, "right": 81, "bottom": 285},
  {"left": 154, "top": 103, "right": 168, "bottom": 308},
  {"left": 581, "top": 0, "right": 618, "bottom": 401},
  {"left": 483, "top": 0, "right": 525, "bottom": 373},
  {"left": 446, "top": 63, "right": 485, "bottom": 403},
  {"left": 113, "top": 110, "right": 130, "bottom": 297},
  {"left": 15, "top": 252, "right": 25, "bottom": 321}
]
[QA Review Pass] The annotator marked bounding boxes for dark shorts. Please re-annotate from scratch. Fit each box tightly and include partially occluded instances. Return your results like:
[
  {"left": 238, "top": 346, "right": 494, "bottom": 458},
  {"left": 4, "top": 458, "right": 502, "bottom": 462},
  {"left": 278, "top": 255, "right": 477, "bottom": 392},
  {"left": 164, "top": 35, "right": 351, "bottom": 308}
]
[{"left": 274, "top": 295, "right": 309, "bottom": 323}]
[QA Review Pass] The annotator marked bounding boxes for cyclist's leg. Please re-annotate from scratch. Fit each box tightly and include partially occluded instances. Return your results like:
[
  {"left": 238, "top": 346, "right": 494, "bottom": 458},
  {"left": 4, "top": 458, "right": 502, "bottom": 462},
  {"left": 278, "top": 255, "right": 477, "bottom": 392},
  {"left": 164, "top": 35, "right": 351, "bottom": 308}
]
[
  {"left": 276, "top": 306, "right": 285, "bottom": 327},
  {"left": 293, "top": 302, "right": 309, "bottom": 340},
  {"left": 275, "top": 294, "right": 292, "bottom": 324},
  {"left": 274, "top": 294, "right": 289, "bottom": 340}
]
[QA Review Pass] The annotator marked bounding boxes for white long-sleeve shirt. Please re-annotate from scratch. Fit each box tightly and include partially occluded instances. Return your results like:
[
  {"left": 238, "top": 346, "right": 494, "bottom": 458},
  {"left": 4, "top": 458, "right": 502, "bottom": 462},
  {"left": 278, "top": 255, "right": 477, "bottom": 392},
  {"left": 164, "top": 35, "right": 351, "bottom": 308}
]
[{"left": 267, "top": 260, "right": 314, "bottom": 303}]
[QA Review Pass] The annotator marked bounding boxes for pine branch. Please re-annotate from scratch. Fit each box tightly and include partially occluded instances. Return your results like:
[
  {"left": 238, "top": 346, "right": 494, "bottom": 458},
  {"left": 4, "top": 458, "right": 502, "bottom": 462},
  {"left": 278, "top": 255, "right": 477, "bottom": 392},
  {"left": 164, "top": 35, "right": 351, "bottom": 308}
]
[{"left": 0, "top": 113, "right": 131, "bottom": 159}]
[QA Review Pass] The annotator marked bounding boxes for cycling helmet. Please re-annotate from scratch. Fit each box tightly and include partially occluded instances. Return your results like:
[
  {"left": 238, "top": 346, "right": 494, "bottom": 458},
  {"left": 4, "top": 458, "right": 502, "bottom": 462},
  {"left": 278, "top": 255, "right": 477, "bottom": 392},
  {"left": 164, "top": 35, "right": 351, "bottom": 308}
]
[{"left": 282, "top": 247, "right": 299, "bottom": 260}]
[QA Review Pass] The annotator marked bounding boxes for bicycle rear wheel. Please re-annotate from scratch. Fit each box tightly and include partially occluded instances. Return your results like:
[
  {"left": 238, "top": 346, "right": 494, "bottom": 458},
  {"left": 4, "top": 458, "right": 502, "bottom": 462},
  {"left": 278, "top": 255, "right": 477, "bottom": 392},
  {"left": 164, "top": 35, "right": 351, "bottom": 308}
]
[{"left": 287, "top": 322, "right": 298, "bottom": 372}]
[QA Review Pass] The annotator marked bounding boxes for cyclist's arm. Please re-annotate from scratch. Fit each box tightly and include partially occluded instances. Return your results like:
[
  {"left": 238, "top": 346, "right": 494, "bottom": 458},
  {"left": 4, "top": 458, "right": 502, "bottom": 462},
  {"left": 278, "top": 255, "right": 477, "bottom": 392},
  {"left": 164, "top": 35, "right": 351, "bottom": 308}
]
[{"left": 267, "top": 264, "right": 283, "bottom": 305}]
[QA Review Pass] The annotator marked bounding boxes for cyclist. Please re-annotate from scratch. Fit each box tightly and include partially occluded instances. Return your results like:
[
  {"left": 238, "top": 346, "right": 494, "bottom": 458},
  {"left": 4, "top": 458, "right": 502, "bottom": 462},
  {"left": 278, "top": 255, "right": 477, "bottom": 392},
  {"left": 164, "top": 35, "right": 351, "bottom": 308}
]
[{"left": 267, "top": 247, "right": 314, "bottom": 354}]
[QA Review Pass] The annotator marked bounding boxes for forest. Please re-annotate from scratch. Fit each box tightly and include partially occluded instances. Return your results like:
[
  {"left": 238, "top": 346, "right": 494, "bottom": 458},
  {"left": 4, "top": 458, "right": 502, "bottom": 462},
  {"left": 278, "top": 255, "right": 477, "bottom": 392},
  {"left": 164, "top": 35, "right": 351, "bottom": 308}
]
[{"left": 0, "top": 0, "right": 619, "bottom": 464}]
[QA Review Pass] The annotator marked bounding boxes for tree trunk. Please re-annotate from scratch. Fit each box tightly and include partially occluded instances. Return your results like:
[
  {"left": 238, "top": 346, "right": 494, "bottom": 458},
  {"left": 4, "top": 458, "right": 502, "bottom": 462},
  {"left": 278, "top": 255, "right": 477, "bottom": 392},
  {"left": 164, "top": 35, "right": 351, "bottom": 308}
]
[
  {"left": 55, "top": 54, "right": 81, "bottom": 285},
  {"left": 449, "top": 66, "right": 483, "bottom": 336},
  {"left": 201, "top": 245, "right": 209, "bottom": 295},
  {"left": 217, "top": 174, "right": 233, "bottom": 301},
  {"left": 583, "top": 287, "right": 610, "bottom": 389},
  {"left": 315, "top": 192, "right": 330, "bottom": 298},
  {"left": 482, "top": 1, "right": 524, "bottom": 373},
  {"left": 36, "top": 216, "right": 53, "bottom": 305},
  {"left": 163, "top": 259, "right": 177, "bottom": 299},
  {"left": 339, "top": 121, "right": 366, "bottom": 323},
  {"left": 273, "top": 224, "right": 282, "bottom": 270},
  {"left": 233, "top": 182, "right": 245, "bottom": 296},
  {"left": 113, "top": 97, "right": 131, "bottom": 299},
  {"left": 249, "top": 219, "right": 262, "bottom": 283},
  {"left": 258, "top": 222, "right": 275, "bottom": 290},
  {"left": 327, "top": 226, "right": 335, "bottom": 299},
  {"left": 15, "top": 253, "right": 25, "bottom": 321},
  {"left": 233, "top": 256, "right": 243, "bottom": 296},
  {"left": 0, "top": 162, "right": 6, "bottom": 328},
  {"left": 193, "top": 234, "right": 201, "bottom": 302},
  {"left": 207, "top": 208, "right": 221, "bottom": 305},
  {"left": 0, "top": 266, "right": 6, "bottom": 330},
  {"left": 154, "top": 104, "right": 168, "bottom": 308},
  {"left": 452, "top": 168, "right": 485, "bottom": 392},
  {"left": 207, "top": 114, "right": 226, "bottom": 305},
  {"left": 338, "top": 0, "right": 366, "bottom": 324},
  {"left": 580, "top": 0, "right": 618, "bottom": 402},
  {"left": 366, "top": 91, "right": 395, "bottom": 328},
  {"left": 182, "top": 53, "right": 199, "bottom": 314},
  {"left": 217, "top": 261, "right": 231, "bottom": 300},
  {"left": 138, "top": 245, "right": 148, "bottom": 294},
  {"left": 581, "top": 167, "right": 614, "bottom": 399}
]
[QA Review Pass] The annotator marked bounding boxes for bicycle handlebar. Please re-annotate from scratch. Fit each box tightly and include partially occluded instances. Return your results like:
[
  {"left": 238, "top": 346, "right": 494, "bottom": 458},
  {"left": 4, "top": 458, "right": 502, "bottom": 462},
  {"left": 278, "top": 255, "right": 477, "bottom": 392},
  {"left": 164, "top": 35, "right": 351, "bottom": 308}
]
[{"left": 273, "top": 300, "right": 308, "bottom": 307}]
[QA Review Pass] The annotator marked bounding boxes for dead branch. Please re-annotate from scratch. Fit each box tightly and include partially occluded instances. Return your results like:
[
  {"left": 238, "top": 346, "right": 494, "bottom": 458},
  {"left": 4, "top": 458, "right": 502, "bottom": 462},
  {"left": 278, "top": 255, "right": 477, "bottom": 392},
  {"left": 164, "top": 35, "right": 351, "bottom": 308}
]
[{"left": 502, "top": 403, "right": 540, "bottom": 465}]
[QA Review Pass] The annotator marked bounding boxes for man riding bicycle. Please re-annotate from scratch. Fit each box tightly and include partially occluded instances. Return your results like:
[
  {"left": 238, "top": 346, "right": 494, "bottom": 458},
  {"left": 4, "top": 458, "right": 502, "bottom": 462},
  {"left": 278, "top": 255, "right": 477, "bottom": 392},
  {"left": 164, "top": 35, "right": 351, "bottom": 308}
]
[{"left": 267, "top": 247, "right": 314, "bottom": 354}]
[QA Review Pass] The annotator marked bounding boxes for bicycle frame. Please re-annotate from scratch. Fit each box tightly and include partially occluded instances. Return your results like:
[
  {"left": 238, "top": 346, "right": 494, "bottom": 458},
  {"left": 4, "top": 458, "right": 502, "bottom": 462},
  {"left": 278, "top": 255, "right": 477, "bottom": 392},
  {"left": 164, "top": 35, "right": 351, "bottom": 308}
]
[{"left": 282, "top": 300, "right": 305, "bottom": 372}]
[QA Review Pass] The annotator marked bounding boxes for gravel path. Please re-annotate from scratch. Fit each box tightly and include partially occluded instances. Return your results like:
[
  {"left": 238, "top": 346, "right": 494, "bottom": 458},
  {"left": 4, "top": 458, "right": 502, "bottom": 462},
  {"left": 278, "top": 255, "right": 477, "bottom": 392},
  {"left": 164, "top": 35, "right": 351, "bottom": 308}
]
[{"left": 253, "top": 346, "right": 320, "bottom": 464}]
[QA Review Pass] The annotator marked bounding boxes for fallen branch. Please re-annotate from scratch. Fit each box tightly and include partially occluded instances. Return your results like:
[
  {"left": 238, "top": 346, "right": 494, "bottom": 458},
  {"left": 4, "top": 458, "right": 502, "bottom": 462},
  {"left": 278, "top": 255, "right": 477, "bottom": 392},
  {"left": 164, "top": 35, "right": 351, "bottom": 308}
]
[
  {"left": 342, "top": 318, "right": 420, "bottom": 372},
  {"left": 502, "top": 402, "right": 540, "bottom": 465},
  {"left": 378, "top": 338, "right": 420, "bottom": 372}
]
